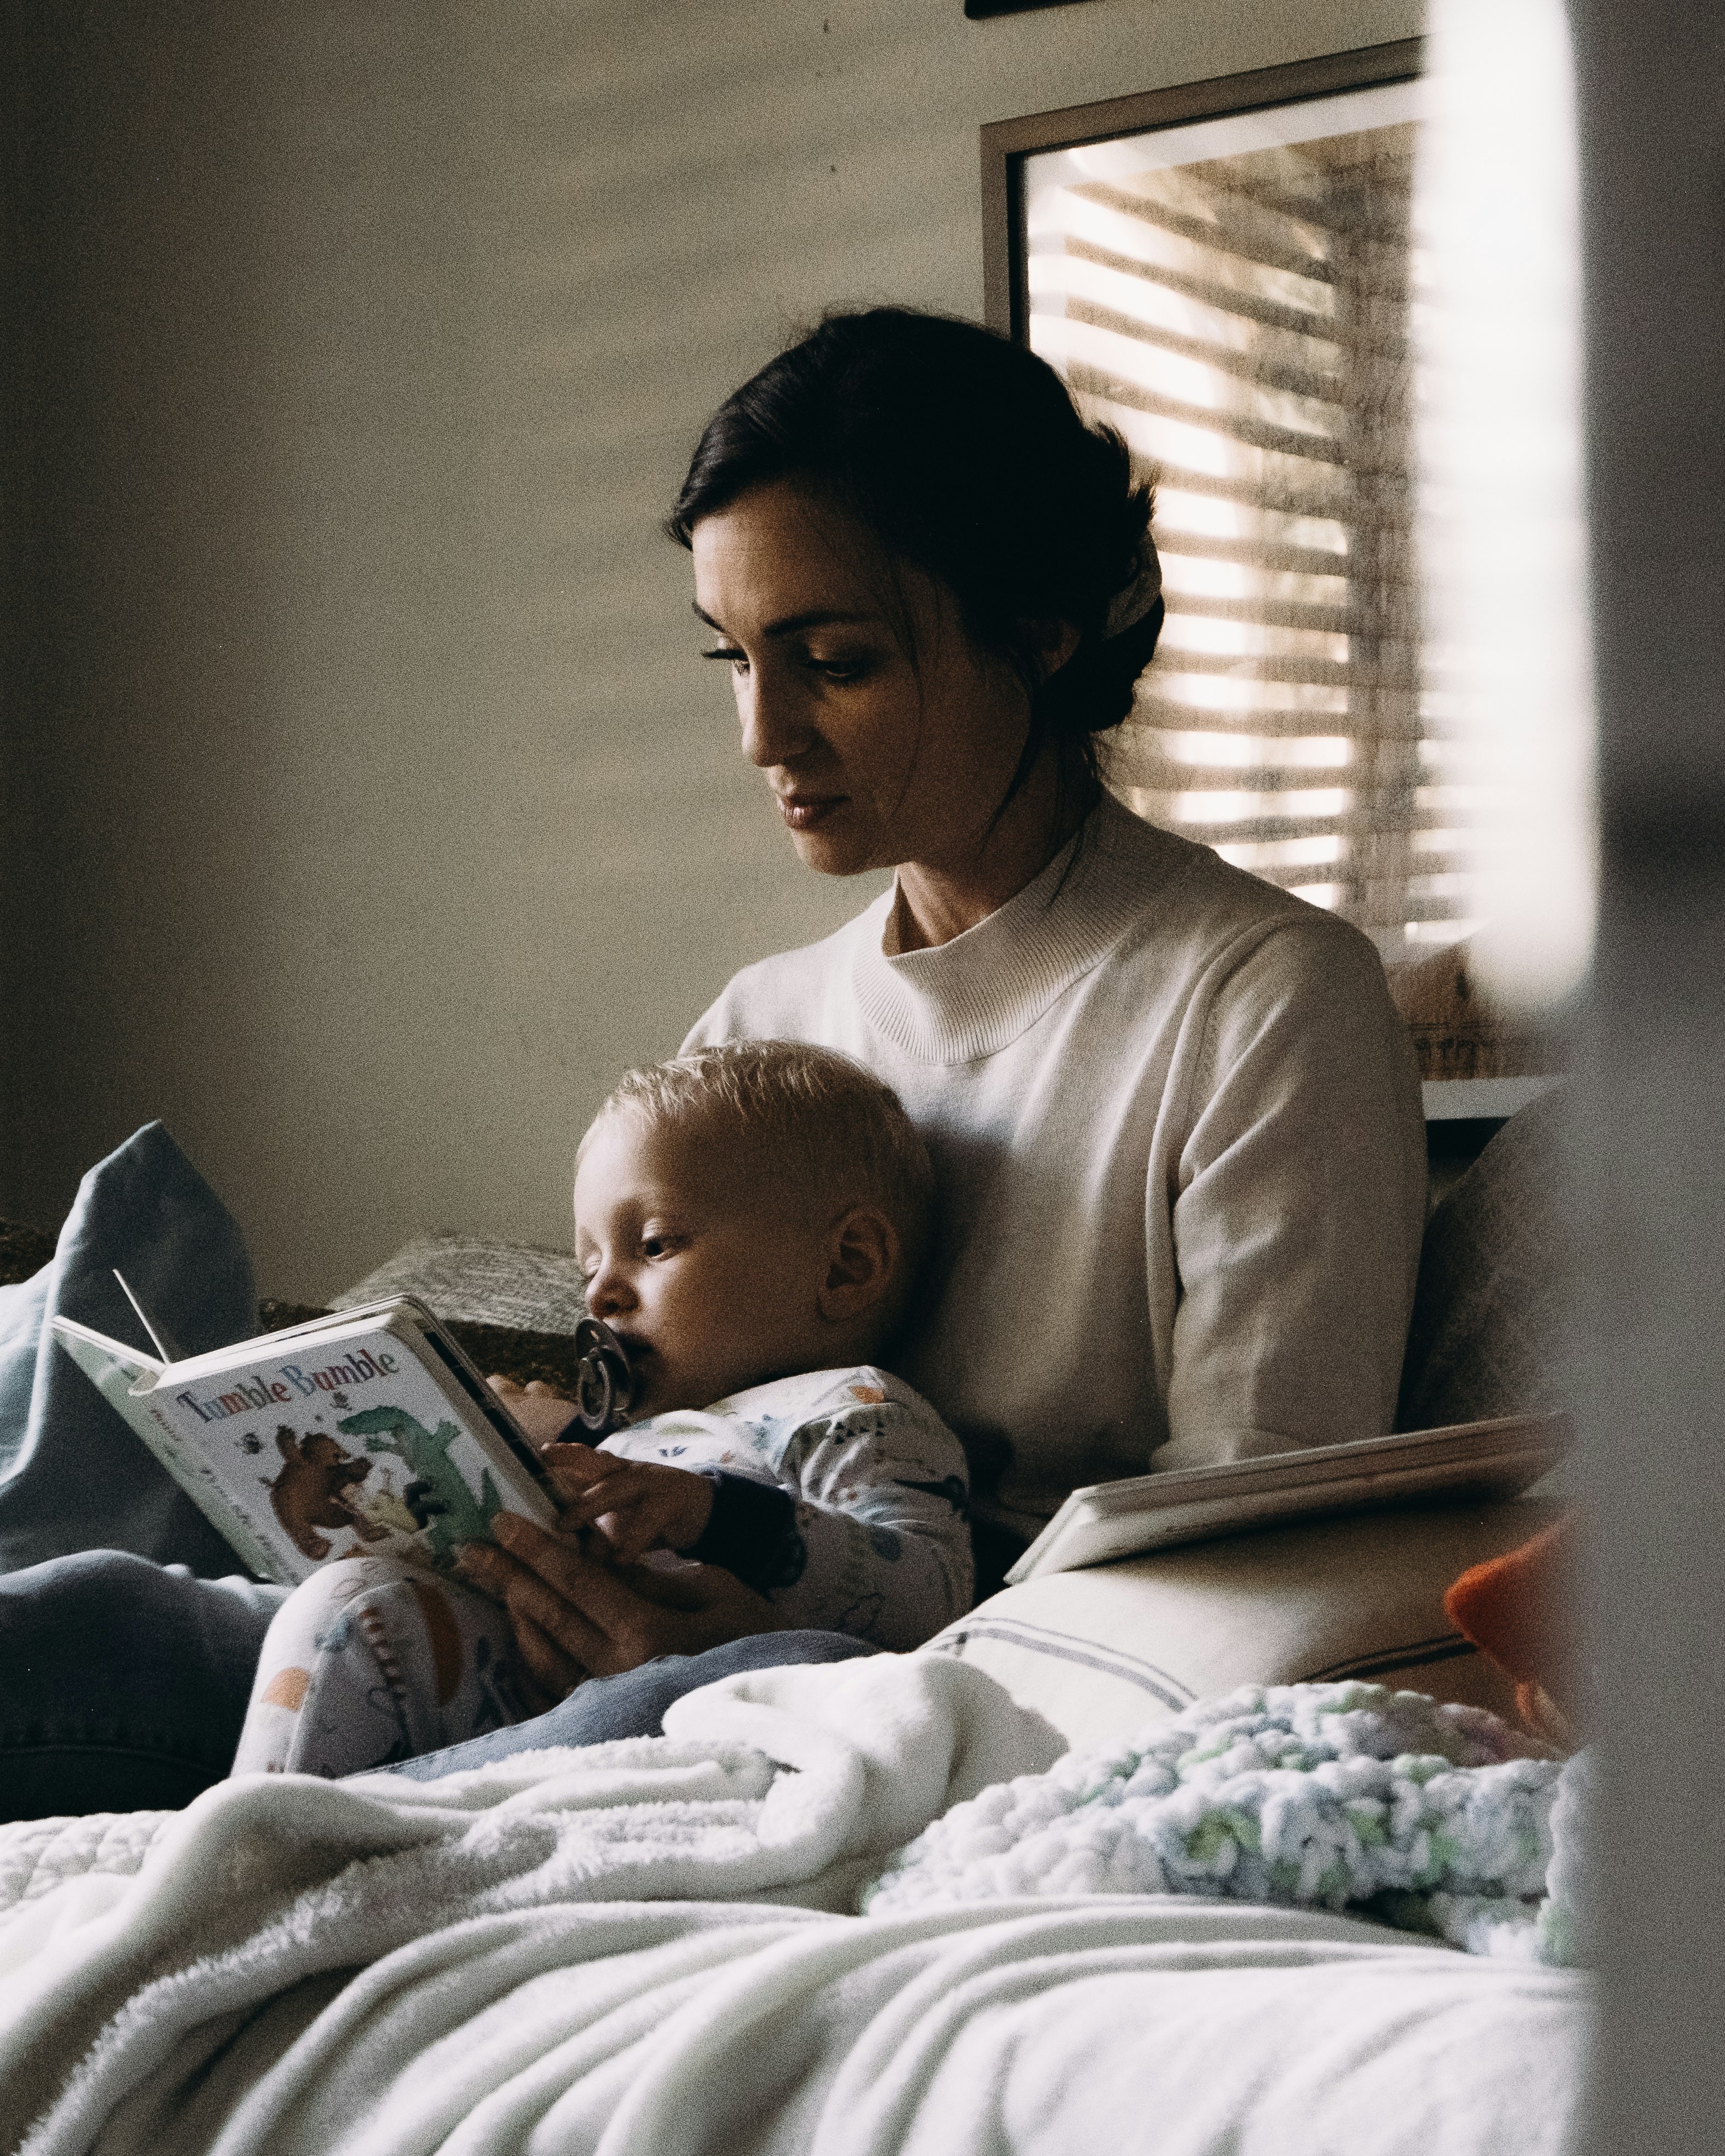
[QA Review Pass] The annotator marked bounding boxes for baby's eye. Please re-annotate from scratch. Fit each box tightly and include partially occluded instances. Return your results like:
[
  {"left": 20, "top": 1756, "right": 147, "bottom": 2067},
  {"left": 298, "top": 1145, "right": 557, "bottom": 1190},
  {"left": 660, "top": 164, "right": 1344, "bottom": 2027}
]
[{"left": 640, "top": 1233, "right": 678, "bottom": 1260}]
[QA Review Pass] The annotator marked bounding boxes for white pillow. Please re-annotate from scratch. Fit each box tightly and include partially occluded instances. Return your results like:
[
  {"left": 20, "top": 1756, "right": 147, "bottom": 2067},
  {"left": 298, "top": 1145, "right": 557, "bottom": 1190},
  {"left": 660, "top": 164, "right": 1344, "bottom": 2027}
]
[{"left": 924, "top": 1494, "right": 1565, "bottom": 1752}]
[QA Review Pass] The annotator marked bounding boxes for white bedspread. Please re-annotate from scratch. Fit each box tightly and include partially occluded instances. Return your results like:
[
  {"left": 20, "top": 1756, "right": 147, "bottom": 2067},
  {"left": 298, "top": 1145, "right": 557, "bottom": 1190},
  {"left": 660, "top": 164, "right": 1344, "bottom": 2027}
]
[{"left": 0, "top": 1655, "right": 1591, "bottom": 2156}]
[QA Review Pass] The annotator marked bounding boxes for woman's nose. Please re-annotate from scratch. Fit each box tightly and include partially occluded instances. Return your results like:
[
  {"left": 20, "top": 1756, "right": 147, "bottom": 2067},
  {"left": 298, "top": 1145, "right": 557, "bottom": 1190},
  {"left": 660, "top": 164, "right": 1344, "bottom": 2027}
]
[{"left": 737, "top": 665, "right": 812, "bottom": 770}]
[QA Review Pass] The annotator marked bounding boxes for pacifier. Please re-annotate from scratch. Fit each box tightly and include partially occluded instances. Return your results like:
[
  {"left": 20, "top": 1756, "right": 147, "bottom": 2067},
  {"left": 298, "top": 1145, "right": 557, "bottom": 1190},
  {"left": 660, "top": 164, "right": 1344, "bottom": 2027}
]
[{"left": 570, "top": 1317, "right": 635, "bottom": 1437}]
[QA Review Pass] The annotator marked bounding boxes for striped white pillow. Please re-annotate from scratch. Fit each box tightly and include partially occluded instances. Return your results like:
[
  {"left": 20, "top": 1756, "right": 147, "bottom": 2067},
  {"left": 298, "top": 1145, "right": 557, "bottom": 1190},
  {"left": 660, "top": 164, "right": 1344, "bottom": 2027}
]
[{"left": 923, "top": 1494, "right": 1562, "bottom": 1752}]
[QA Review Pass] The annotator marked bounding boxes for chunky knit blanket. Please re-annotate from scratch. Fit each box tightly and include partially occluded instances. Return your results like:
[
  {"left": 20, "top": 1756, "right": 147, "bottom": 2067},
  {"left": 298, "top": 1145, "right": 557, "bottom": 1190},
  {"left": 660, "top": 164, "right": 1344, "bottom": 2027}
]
[{"left": 865, "top": 1681, "right": 1593, "bottom": 1966}]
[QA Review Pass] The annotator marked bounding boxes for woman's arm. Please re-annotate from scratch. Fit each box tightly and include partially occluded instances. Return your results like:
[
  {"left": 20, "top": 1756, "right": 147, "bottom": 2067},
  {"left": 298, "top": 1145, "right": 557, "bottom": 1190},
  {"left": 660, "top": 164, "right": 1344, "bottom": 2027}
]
[{"left": 1155, "top": 914, "right": 1428, "bottom": 1471}]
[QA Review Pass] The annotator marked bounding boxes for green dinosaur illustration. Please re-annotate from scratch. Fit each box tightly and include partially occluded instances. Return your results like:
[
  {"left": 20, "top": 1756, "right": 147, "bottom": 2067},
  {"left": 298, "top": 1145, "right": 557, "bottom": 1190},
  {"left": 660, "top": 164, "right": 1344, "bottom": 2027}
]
[{"left": 339, "top": 1406, "right": 501, "bottom": 1563}]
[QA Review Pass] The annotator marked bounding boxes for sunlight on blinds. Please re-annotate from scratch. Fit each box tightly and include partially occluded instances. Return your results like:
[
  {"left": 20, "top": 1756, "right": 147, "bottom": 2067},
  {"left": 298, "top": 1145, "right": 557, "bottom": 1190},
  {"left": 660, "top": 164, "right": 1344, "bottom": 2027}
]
[{"left": 1023, "top": 81, "right": 1477, "bottom": 959}]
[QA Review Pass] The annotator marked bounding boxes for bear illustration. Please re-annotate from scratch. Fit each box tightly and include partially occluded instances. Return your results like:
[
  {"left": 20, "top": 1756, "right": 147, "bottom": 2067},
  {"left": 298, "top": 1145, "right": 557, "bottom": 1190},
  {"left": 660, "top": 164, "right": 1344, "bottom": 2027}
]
[{"left": 266, "top": 1426, "right": 391, "bottom": 1562}]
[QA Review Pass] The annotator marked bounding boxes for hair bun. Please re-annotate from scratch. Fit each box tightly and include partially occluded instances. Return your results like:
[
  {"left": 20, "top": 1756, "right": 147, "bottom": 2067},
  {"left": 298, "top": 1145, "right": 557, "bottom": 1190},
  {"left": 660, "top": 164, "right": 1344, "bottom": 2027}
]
[
  {"left": 1103, "top": 533, "right": 1163, "bottom": 641},
  {"left": 1038, "top": 595, "right": 1165, "bottom": 739}
]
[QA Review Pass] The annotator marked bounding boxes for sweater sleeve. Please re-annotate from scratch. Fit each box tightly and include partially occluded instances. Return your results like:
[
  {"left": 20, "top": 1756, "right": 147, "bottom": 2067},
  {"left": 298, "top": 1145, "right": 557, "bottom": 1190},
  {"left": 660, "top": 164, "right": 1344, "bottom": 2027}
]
[
  {"left": 1154, "top": 914, "right": 1429, "bottom": 1472},
  {"left": 678, "top": 1472, "right": 802, "bottom": 1595},
  {"left": 757, "top": 1389, "right": 974, "bottom": 1648}
]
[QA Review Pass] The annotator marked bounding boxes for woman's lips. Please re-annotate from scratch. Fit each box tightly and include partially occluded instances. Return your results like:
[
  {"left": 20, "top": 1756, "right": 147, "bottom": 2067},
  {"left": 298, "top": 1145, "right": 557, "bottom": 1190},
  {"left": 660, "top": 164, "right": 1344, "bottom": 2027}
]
[{"left": 775, "top": 791, "right": 846, "bottom": 831}]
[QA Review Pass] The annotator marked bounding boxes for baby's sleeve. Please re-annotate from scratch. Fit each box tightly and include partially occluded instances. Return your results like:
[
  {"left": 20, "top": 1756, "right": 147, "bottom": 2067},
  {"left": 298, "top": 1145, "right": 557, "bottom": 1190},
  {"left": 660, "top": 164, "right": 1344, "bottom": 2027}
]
[{"left": 756, "top": 1384, "right": 974, "bottom": 1648}]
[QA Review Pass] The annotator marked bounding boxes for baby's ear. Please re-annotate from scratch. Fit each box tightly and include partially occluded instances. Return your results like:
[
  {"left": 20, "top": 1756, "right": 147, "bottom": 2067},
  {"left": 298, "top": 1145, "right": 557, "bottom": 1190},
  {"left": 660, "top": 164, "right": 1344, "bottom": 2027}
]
[{"left": 817, "top": 1204, "right": 899, "bottom": 1324}]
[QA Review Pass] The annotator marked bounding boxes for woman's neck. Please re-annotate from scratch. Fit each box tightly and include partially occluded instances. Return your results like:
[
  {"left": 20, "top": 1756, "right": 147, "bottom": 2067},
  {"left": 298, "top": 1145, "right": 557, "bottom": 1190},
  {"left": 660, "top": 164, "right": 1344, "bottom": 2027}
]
[{"left": 890, "top": 753, "right": 1097, "bottom": 953}]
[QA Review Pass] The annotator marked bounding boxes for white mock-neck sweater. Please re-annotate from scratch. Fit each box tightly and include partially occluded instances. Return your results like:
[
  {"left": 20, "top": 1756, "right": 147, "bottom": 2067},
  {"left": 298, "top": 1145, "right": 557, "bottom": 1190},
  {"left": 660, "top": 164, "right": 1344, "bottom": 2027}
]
[{"left": 685, "top": 794, "right": 1427, "bottom": 1535}]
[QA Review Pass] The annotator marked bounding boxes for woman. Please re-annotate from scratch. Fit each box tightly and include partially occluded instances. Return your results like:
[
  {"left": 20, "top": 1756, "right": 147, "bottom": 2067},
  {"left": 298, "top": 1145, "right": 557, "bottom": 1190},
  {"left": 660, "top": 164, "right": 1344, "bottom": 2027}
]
[
  {"left": 0, "top": 309, "right": 1426, "bottom": 1807},
  {"left": 448, "top": 307, "right": 1427, "bottom": 1723}
]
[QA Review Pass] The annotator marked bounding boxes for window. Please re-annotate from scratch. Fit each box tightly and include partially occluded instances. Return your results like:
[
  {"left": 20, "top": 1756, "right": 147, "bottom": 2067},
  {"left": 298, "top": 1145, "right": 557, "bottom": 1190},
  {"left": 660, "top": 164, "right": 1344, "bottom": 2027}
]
[{"left": 987, "top": 45, "right": 1474, "bottom": 962}]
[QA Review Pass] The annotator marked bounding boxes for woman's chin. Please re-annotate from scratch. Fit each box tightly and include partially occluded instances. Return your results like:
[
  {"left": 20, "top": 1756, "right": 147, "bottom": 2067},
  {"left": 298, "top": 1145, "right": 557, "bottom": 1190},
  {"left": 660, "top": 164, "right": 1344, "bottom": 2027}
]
[{"left": 786, "top": 814, "right": 891, "bottom": 879}]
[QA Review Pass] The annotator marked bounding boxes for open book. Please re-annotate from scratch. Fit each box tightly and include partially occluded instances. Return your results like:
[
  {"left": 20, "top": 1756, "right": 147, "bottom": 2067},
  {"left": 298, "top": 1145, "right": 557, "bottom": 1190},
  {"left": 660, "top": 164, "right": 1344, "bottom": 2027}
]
[
  {"left": 1004, "top": 1412, "right": 1571, "bottom": 1585},
  {"left": 53, "top": 1296, "right": 560, "bottom": 1585}
]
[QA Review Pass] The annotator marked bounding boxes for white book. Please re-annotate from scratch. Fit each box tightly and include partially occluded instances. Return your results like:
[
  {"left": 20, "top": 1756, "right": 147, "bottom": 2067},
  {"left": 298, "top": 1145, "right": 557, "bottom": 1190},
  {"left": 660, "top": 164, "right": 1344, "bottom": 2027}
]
[
  {"left": 53, "top": 1296, "right": 559, "bottom": 1585},
  {"left": 1003, "top": 1412, "right": 1571, "bottom": 1585}
]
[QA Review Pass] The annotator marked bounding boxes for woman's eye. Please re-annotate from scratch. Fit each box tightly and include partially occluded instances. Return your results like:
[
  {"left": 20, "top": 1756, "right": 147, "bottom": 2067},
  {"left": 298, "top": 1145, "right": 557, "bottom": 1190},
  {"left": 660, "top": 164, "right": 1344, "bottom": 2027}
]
[
  {"left": 808, "top": 655, "right": 869, "bottom": 684},
  {"left": 703, "top": 646, "right": 748, "bottom": 675}
]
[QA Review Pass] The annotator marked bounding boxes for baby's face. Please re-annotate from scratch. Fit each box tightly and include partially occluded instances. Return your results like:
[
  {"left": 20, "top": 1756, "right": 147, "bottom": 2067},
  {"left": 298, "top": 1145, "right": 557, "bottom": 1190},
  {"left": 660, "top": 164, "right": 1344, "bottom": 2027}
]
[{"left": 573, "top": 1109, "right": 830, "bottom": 1420}]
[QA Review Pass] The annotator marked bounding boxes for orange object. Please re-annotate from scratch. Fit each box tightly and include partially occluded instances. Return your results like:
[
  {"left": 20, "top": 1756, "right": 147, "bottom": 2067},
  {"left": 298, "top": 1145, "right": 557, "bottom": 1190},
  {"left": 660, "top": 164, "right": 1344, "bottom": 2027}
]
[{"left": 1444, "top": 1512, "right": 1579, "bottom": 1745}]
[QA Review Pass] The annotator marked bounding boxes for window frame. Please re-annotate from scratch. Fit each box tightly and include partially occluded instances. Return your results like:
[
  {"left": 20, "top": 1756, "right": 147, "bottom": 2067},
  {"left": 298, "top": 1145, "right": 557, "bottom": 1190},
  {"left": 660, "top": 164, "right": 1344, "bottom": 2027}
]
[{"left": 980, "top": 40, "right": 1425, "bottom": 341}]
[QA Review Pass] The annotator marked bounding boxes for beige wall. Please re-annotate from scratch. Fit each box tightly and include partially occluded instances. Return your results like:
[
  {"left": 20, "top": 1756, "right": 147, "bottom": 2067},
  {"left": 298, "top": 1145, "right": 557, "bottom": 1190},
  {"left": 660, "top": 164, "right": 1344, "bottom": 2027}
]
[{"left": 7, "top": 0, "right": 1420, "bottom": 1299}]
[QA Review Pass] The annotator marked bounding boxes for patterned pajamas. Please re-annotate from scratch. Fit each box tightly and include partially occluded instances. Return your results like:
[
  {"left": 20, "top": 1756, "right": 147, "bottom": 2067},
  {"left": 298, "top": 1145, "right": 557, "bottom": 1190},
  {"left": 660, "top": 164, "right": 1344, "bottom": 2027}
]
[{"left": 231, "top": 1555, "right": 532, "bottom": 1777}]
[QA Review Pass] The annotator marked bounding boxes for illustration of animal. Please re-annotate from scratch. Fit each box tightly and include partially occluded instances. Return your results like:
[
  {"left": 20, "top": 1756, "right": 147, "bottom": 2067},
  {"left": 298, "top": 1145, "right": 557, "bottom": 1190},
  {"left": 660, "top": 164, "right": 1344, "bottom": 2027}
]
[
  {"left": 265, "top": 1427, "right": 391, "bottom": 1562},
  {"left": 339, "top": 1406, "right": 500, "bottom": 1563}
]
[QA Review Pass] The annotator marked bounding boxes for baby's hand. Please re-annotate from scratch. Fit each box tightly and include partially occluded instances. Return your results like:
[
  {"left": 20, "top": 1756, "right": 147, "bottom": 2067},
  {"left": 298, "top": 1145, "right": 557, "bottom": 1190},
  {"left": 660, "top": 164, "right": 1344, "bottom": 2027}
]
[
  {"left": 486, "top": 1373, "right": 583, "bottom": 1447},
  {"left": 538, "top": 1443, "right": 715, "bottom": 1563}
]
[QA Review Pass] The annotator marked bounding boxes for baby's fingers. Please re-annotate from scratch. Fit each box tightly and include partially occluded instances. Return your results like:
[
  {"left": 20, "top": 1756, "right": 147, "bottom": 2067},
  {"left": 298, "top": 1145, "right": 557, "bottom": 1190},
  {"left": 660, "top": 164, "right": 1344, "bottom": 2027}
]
[
  {"left": 554, "top": 1482, "right": 621, "bottom": 1523},
  {"left": 556, "top": 1478, "right": 652, "bottom": 1536},
  {"left": 550, "top": 1464, "right": 675, "bottom": 1558},
  {"left": 538, "top": 1442, "right": 619, "bottom": 1501},
  {"left": 587, "top": 1505, "right": 664, "bottom": 1564}
]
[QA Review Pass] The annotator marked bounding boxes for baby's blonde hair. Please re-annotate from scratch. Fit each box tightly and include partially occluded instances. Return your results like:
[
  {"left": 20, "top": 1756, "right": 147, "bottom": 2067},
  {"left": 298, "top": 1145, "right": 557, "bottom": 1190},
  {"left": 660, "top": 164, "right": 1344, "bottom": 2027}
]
[{"left": 583, "top": 1041, "right": 935, "bottom": 1323}]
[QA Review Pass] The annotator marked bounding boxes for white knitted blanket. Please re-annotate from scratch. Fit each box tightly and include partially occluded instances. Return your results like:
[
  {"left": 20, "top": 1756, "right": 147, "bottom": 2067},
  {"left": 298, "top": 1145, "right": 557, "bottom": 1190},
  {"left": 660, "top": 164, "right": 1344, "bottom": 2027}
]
[{"left": 865, "top": 1682, "right": 1594, "bottom": 1966}]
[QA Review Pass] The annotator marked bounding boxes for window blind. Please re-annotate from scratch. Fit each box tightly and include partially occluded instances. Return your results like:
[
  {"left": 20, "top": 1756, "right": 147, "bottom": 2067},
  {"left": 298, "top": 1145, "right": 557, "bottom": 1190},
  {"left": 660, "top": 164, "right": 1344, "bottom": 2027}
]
[{"left": 1024, "top": 106, "right": 1476, "bottom": 958}]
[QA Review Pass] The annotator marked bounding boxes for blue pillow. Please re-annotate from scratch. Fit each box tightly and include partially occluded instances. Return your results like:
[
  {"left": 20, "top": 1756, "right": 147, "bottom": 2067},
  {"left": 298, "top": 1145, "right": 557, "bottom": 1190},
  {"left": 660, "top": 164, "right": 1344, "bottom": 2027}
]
[{"left": 0, "top": 1122, "right": 257, "bottom": 1575}]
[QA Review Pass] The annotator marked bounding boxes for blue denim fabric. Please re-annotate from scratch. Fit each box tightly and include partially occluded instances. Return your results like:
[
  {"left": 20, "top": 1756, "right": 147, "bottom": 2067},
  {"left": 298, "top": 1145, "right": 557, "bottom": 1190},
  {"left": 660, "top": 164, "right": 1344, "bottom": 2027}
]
[
  {"left": 0, "top": 1550, "right": 283, "bottom": 1822},
  {"left": 0, "top": 1122, "right": 257, "bottom": 1576},
  {"left": 384, "top": 1631, "right": 882, "bottom": 1781}
]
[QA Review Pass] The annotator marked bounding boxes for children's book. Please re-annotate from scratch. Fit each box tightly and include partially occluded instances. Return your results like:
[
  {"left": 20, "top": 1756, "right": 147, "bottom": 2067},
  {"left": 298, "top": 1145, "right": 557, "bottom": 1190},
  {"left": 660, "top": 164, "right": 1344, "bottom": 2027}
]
[
  {"left": 53, "top": 1296, "right": 560, "bottom": 1585},
  {"left": 1003, "top": 1412, "right": 1571, "bottom": 1585}
]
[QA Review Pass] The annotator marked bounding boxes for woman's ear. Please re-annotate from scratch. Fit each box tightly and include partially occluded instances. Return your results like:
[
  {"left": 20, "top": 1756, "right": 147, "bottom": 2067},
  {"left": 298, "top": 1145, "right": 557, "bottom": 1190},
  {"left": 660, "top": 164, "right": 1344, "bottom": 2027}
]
[{"left": 816, "top": 1205, "right": 900, "bottom": 1325}]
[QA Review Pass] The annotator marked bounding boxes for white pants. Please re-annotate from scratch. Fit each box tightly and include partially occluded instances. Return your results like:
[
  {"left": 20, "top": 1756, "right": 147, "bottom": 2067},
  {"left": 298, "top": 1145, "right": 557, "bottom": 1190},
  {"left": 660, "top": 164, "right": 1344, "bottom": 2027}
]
[{"left": 231, "top": 1556, "right": 536, "bottom": 1777}]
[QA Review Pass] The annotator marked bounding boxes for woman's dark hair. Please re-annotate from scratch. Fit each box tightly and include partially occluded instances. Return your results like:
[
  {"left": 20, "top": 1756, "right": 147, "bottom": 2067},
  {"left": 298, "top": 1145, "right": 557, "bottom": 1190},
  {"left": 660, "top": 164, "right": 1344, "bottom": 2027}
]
[{"left": 667, "top": 308, "right": 1161, "bottom": 813}]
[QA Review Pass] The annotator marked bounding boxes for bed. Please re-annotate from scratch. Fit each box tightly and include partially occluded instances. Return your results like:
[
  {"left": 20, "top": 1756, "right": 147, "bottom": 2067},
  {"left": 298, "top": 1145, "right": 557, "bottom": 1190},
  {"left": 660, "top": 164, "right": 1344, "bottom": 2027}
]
[
  {"left": 0, "top": 1650, "right": 1590, "bottom": 2156},
  {"left": 0, "top": 1080, "right": 1586, "bottom": 2152}
]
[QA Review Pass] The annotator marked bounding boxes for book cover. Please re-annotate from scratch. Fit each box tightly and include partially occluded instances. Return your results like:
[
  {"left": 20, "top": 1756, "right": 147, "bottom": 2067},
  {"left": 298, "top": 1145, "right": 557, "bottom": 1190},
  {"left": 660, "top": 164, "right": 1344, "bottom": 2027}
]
[
  {"left": 53, "top": 1298, "right": 559, "bottom": 1586},
  {"left": 1003, "top": 1412, "right": 1572, "bottom": 1584}
]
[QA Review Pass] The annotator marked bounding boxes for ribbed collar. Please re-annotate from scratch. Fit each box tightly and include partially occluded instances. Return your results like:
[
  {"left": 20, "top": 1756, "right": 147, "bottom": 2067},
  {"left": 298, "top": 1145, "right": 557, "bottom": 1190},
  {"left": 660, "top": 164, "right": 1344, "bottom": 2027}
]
[{"left": 850, "top": 793, "right": 1189, "bottom": 1065}]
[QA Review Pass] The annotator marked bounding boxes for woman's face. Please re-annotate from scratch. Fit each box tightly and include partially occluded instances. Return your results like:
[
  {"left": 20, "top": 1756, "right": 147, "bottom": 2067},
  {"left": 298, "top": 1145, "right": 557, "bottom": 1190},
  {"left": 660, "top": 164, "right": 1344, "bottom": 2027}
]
[{"left": 690, "top": 479, "right": 1034, "bottom": 879}]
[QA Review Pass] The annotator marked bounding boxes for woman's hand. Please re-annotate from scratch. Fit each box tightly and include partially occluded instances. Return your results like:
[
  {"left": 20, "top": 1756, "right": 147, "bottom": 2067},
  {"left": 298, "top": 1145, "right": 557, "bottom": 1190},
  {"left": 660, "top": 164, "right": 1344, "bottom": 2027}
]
[
  {"left": 537, "top": 1442, "right": 716, "bottom": 1562},
  {"left": 454, "top": 1514, "right": 785, "bottom": 1702}
]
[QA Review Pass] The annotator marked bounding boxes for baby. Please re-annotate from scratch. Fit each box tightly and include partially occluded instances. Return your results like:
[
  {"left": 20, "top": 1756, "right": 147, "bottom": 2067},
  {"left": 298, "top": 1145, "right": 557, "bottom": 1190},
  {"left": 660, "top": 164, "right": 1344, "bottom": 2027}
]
[{"left": 233, "top": 1041, "right": 973, "bottom": 1778}]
